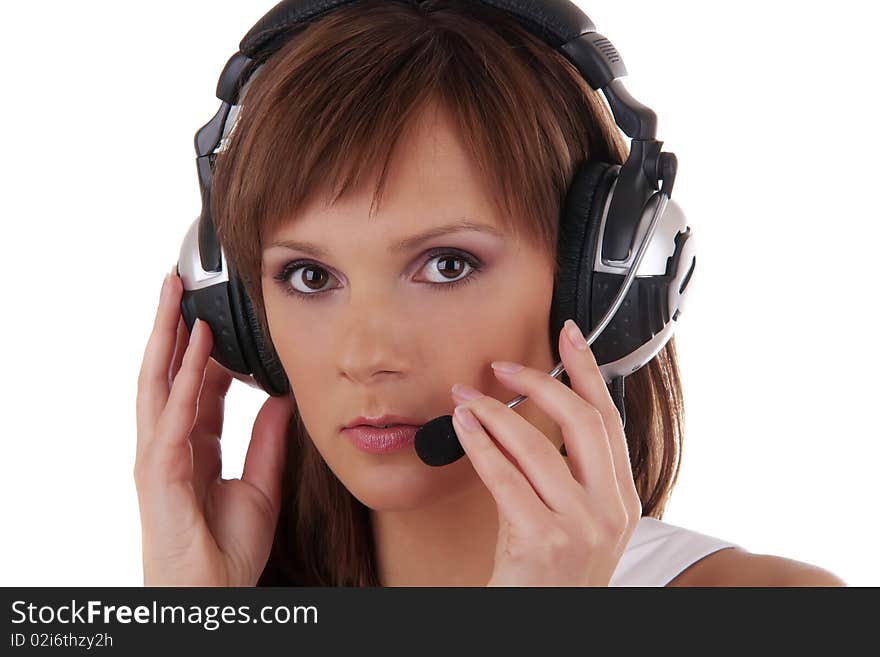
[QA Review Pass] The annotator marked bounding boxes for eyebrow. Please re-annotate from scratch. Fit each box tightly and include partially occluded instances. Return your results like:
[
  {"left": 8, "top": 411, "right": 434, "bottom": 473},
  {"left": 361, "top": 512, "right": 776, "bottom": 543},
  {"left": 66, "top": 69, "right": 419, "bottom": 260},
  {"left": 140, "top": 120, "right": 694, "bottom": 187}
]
[{"left": 263, "top": 219, "right": 506, "bottom": 258}]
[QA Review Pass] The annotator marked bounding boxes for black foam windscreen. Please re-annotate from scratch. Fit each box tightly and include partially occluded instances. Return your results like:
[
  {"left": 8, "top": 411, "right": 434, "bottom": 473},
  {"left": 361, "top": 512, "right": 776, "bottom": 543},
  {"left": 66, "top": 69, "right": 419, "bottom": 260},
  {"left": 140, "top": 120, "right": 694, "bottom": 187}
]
[{"left": 414, "top": 415, "right": 463, "bottom": 467}]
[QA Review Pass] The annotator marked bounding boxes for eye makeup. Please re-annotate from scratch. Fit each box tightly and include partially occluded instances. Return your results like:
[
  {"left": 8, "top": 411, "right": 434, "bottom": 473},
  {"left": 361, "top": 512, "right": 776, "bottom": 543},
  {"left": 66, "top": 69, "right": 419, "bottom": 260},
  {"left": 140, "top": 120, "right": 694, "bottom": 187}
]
[{"left": 271, "top": 246, "right": 485, "bottom": 302}]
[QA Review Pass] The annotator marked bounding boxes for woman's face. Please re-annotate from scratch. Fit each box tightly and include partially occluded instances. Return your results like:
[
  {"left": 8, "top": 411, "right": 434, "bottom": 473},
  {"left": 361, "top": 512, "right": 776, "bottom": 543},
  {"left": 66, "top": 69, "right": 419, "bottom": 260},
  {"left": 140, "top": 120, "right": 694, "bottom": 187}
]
[{"left": 261, "top": 101, "right": 561, "bottom": 511}]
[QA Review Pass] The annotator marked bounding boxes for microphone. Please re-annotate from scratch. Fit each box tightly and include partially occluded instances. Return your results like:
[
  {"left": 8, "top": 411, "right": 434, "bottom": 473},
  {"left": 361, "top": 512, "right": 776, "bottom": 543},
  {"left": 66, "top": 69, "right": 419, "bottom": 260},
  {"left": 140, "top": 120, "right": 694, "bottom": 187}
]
[{"left": 414, "top": 187, "right": 672, "bottom": 467}]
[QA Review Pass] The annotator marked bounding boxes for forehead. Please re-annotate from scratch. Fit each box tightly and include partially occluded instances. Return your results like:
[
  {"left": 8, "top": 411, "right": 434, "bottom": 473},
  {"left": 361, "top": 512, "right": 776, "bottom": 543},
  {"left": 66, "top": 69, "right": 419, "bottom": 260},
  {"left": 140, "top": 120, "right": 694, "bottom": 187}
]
[{"left": 265, "top": 100, "right": 505, "bottom": 245}]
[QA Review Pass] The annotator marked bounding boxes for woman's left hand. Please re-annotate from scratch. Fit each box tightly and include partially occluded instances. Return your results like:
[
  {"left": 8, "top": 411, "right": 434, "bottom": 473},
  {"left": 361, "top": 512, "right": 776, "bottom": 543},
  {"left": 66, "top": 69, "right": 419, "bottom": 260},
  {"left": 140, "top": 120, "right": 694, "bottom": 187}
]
[{"left": 450, "top": 319, "right": 642, "bottom": 587}]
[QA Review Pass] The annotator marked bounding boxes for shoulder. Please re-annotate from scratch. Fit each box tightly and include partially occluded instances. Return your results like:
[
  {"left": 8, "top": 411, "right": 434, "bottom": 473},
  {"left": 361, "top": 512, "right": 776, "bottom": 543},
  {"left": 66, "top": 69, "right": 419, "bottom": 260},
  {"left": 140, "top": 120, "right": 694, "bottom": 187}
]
[{"left": 665, "top": 547, "right": 847, "bottom": 587}]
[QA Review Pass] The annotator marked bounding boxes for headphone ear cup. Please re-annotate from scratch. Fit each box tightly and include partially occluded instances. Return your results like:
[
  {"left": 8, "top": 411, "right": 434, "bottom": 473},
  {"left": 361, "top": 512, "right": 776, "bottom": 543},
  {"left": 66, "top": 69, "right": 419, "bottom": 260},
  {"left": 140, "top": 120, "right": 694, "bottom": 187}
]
[
  {"left": 550, "top": 160, "right": 619, "bottom": 380},
  {"left": 226, "top": 266, "right": 290, "bottom": 397}
]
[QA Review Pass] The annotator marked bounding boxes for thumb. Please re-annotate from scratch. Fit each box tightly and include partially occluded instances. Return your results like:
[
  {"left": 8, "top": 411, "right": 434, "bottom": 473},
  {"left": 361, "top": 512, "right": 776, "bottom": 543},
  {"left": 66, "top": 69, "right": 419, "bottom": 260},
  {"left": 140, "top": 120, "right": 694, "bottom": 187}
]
[{"left": 241, "top": 394, "right": 292, "bottom": 515}]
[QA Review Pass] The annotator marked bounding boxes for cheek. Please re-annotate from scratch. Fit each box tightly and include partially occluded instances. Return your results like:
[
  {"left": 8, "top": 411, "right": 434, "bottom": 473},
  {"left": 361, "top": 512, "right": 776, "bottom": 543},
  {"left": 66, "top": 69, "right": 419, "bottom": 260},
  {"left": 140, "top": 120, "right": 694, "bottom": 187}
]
[
  {"left": 264, "top": 299, "right": 336, "bottom": 416},
  {"left": 418, "top": 294, "right": 552, "bottom": 396},
  {"left": 266, "top": 303, "right": 325, "bottom": 373}
]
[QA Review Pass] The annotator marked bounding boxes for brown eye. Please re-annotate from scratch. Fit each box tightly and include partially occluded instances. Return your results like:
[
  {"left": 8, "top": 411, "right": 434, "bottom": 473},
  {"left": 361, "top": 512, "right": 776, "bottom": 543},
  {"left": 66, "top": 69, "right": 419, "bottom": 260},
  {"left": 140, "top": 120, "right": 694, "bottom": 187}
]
[
  {"left": 280, "top": 263, "right": 337, "bottom": 296},
  {"left": 422, "top": 254, "right": 473, "bottom": 284},
  {"left": 436, "top": 256, "right": 465, "bottom": 279},
  {"left": 301, "top": 266, "right": 329, "bottom": 290}
]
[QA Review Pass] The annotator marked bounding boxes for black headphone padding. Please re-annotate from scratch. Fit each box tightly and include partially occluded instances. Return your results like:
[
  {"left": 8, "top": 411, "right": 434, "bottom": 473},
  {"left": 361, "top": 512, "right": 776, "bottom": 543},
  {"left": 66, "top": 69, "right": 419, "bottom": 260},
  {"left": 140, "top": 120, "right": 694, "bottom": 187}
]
[
  {"left": 226, "top": 262, "right": 291, "bottom": 396},
  {"left": 550, "top": 160, "right": 618, "bottom": 376}
]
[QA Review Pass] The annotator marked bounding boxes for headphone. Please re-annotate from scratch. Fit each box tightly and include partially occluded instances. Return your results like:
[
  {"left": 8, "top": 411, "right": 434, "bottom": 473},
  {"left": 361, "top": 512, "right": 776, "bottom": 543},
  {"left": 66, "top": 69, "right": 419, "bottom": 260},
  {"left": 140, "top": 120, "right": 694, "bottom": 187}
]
[{"left": 176, "top": 0, "right": 696, "bottom": 460}]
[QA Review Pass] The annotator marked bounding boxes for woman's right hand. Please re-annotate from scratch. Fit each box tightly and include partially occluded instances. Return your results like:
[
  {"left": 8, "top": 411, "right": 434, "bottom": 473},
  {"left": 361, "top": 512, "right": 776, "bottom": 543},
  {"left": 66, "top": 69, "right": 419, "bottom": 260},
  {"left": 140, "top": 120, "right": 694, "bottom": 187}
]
[{"left": 135, "top": 267, "right": 292, "bottom": 586}]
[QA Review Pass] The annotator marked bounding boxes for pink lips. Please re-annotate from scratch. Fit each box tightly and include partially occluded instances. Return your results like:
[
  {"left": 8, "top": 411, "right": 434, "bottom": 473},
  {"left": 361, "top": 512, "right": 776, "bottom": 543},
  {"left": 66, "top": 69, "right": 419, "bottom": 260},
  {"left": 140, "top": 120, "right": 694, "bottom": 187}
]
[{"left": 343, "top": 424, "right": 420, "bottom": 454}]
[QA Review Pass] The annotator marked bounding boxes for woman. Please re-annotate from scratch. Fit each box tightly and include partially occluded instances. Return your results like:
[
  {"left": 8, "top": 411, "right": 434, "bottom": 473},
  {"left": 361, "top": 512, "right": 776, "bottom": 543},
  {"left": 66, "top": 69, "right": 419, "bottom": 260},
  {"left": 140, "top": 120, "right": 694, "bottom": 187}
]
[{"left": 135, "top": 0, "right": 845, "bottom": 586}]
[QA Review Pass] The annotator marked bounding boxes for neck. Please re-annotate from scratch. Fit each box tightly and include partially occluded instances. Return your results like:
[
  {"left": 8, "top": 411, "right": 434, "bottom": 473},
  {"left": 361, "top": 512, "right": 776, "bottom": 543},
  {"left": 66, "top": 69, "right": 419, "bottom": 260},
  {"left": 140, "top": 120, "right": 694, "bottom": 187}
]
[{"left": 370, "top": 473, "right": 499, "bottom": 587}]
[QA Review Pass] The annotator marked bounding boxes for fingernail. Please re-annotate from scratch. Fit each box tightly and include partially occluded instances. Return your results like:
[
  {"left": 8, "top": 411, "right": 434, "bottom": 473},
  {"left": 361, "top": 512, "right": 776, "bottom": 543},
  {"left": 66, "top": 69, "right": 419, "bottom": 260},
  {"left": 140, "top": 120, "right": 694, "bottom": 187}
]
[
  {"left": 451, "top": 383, "right": 483, "bottom": 401},
  {"left": 564, "top": 319, "right": 589, "bottom": 351},
  {"left": 170, "top": 263, "right": 178, "bottom": 277},
  {"left": 454, "top": 405, "right": 480, "bottom": 431},
  {"left": 491, "top": 360, "right": 524, "bottom": 374}
]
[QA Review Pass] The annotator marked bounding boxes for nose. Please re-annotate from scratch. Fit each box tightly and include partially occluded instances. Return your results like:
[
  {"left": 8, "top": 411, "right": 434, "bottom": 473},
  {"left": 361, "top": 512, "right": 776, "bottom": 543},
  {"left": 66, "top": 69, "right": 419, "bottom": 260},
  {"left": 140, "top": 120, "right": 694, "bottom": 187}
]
[{"left": 335, "top": 292, "right": 410, "bottom": 385}]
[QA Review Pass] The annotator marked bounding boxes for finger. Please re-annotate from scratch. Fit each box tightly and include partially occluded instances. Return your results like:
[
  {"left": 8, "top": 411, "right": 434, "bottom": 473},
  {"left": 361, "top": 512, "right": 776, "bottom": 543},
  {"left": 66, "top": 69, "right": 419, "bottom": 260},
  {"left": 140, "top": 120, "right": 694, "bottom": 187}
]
[
  {"left": 454, "top": 387, "right": 586, "bottom": 515},
  {"left": 484, "top": 354, "right": 618, "bottom": 508},
  {"left": 190, "top": 429, "right": 221, "bottom": 504},
  {"left": 189, "top": 360, "right": 234, "bottom": 496},
  {"left": 169, "top": 314, "right": 188, "bottom": 386},
  {"left": 136, "top": 269, "right": 184, "bottom": 456},
  {"left": 558, "top": 319, "right": 641, "bottom": 515},
  {"left": 154, "top": 318, "right": 214, "bottom": 450},
  {"left": 241, "top": 395, "right": 292, "bottom": 517},
  {"left": 451, "top": 405, "right": 550, "bottom": 534},
  {"left": 197, "top": 359, "right": 234, "bottom": 436}
]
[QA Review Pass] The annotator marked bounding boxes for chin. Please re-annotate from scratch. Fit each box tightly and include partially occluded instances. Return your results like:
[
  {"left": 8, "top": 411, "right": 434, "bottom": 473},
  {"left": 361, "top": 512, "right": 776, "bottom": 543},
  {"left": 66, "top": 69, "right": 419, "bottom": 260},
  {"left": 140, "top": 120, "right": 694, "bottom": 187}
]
[{"left": 336, "top": 448, "right": 479, "bottom": 512}]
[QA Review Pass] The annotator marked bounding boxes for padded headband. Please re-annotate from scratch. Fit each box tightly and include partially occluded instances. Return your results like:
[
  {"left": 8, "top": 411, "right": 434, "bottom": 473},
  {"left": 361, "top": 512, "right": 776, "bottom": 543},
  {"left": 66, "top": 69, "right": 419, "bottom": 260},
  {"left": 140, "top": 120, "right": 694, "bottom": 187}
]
[
  {"left": 217, "top": 0, "right": 653, "bottom": 138},
  {"left": 242, "top": 0, "right": 596, "bottom": 55}
]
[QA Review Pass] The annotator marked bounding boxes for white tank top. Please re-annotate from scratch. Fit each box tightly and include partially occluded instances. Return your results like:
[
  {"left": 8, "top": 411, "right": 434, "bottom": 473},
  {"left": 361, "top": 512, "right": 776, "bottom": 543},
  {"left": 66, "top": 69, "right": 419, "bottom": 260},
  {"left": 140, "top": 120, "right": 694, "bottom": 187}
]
[{"left": 609, "top": 516, "right": 743, "bottom": 586}]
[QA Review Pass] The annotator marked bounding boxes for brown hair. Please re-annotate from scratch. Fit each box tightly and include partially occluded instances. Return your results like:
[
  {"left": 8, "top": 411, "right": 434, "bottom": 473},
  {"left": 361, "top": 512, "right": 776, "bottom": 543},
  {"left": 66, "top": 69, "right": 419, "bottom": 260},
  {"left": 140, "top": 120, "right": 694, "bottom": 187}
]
[{"left": 211, "top": 0, "right": 685, "bottom": 586}]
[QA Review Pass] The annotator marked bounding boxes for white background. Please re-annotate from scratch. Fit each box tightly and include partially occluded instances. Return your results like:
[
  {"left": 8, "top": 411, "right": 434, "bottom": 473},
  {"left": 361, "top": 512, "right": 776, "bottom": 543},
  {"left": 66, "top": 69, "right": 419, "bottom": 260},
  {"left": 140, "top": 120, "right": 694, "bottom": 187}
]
[{"left": 1, "top": 1, "right": 877, "bottom": 586}]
